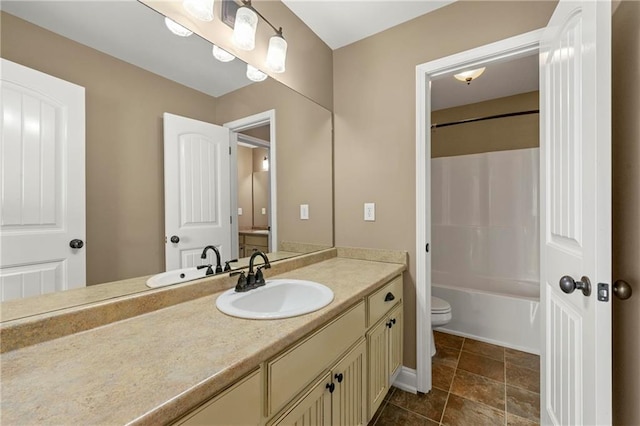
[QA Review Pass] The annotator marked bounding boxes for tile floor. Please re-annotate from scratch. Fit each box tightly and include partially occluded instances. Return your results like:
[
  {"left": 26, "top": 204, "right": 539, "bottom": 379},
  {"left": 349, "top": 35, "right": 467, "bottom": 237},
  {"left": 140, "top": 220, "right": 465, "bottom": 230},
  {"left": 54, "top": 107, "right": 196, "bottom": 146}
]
[{"left": 369, "top": 331, "right": 540, "bottom": 426}]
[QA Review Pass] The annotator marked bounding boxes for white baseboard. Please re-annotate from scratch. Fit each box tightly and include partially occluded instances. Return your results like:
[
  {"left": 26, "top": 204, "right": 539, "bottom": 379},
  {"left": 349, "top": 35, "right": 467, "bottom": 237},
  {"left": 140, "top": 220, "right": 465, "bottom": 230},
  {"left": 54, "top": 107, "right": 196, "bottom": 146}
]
[{"left": 392, "top": 366, "right": 417, "bottom": 394}]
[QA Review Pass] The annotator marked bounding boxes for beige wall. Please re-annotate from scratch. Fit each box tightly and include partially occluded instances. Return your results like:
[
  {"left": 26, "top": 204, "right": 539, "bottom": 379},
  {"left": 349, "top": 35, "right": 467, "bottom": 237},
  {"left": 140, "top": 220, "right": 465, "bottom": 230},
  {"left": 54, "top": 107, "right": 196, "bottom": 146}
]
[
  {"left": 143, "top": 0, "right": 333, "bottom": 111},
  {"left": 1, "top": 12, "right": 218, "bottom": 285},
  {"left": 216, "top": 79, "right": 333, "bottom": 246},
  {"left": 432, "top": 92, "right": 539, "bottom": 158},
  {"left": 612, "top": 1, "right": 640, "bottom": 424},
  {"left": 237, "top": 146, "right": 253, "bottom": 230},
  {"left": 333, "top": 1, "right": 556, "bottom": 369}
]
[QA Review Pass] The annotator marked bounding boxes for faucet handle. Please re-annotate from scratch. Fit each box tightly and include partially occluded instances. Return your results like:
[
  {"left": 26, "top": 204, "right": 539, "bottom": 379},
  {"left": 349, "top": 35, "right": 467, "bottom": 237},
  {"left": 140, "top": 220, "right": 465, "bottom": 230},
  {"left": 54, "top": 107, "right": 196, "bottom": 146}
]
[
  {"left": 231, "top": 271, "right": 250, "bottom": 292},
  {"left": 197, "top": 264, "right": 214, "bottom": 275},
  {"left": 255, "top": 265, "right": 268, "bottom": 287},
  {"left": 224, "top": 259, "right": 238, "bottom": 272}
]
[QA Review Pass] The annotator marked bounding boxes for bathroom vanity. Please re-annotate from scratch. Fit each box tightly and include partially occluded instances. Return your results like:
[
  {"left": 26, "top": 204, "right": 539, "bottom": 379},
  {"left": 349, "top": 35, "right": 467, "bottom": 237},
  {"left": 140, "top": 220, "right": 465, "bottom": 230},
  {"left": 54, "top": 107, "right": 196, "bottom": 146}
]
[{"left": 0, "top": 248, "right": 406, "bottom": 425}]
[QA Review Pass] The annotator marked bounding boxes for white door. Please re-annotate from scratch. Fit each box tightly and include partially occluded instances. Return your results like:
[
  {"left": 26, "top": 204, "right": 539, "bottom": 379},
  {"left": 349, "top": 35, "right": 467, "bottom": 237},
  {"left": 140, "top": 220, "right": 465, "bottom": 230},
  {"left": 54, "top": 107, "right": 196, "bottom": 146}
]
[
  {"left": 0, "top": 59, "right": 86, "bottom": 301},
  {"left": 163, "top": 113, "right": 231, "bottom": 270},
  {"left": 540, "top": 1, "right": 611, "bottom": 424}
]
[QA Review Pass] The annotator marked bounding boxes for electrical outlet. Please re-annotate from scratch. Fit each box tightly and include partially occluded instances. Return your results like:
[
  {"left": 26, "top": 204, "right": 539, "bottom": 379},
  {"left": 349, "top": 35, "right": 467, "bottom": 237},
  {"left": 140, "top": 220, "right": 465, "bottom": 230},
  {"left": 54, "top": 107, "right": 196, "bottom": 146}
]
[
  {"left": 300, "top": 204, "right": 309, "bottom": 220},
  {"left": 364, "top": 203, "right": 375, "bottom": 221},
  {"left": 238, "top": 207, "right": 243, "bottom": 215},
  {"left": 261, "top": 207, "right": 266, "bottom": 215}
]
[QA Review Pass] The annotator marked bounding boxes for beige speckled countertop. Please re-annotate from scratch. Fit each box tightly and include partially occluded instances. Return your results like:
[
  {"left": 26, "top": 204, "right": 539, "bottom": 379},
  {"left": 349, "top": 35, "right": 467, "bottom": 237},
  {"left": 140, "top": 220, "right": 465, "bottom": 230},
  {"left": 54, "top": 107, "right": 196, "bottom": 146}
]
[{"left": 0, "top": 256, "right": 405, "bottom": 425}]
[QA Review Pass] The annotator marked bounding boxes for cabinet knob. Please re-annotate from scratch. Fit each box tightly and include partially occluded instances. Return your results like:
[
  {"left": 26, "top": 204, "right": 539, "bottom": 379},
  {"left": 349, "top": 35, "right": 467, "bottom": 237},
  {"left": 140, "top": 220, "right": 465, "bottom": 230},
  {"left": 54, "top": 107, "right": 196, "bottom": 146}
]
[
  {"left": 391, "top": 318, "right": 397, "bottom": 325},
  {"left": 384, "top": 292, "right": 395, "bottom": 302},
  {"left": 326, "top": 382, "right": 335, "bottom": 393},
  {"left": 386, "top": 321, "right": 392, "bottom": 328},
  {"left": 334, "top": 373, "right": 343, "bottom": 383}
]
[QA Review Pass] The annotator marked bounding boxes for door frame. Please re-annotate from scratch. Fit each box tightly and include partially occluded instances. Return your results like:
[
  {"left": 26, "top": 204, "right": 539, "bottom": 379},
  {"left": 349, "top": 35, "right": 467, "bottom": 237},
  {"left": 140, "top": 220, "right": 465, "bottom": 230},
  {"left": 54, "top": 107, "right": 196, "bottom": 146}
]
[
  {"left": 224, "top": 110, "right": 277, "bottom": 257},
  {"left": 414, "top": 29, "right": 544, "bottom": 393}
]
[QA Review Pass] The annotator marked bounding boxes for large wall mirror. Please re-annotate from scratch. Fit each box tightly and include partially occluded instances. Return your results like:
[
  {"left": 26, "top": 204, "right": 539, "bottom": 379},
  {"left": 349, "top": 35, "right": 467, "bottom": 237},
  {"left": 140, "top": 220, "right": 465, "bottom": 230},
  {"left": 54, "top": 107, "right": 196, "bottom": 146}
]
[{"left": 0, "top": 0, "right": 333, "bottom": 320}]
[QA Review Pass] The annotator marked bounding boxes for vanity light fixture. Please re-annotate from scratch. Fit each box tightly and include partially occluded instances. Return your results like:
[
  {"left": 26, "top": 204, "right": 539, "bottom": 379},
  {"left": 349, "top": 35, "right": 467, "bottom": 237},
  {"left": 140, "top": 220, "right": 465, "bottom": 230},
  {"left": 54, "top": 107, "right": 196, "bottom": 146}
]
[
  {"left": 212, "top": 45, "right": 235, "bottom": 62},
  {"left": 232, "top": 3, "right": 258, "bottom": 51},
  {"left": 266, "top": 31, "right": 287, "bottom": 73},
  {"left": 262, "top": 156, "right": 269, "bottom": 171},
  {"left": 454, "top": 67, "right": 486, "bottom": 85},
  {"left": 246, "top": 64, "right": 267, "bottom": 82},
  {"left": 164, "top": 17, "right": 193, "bottom": 37},
  {"left": 232, "top": 0, "right": 287, "bottom": 73},
  {"left": 183, "top": 0, "right": 214, "bottom": 21}
]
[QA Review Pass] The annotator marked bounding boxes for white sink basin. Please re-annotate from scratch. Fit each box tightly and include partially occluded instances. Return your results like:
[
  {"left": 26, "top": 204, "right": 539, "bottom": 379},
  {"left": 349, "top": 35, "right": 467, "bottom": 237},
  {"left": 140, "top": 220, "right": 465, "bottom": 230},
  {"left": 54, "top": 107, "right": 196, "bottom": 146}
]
[
  {"left": 146, "top": 267, "right": 212, "bottom": 288},
  {"left": 216, "top": 279, "right": 334, "bottom": 319}
]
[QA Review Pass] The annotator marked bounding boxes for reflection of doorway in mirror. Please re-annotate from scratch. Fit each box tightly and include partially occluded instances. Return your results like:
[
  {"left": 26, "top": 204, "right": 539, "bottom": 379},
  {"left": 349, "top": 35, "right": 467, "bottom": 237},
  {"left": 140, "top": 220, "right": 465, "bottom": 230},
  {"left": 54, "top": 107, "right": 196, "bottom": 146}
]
[
  {"left": 225, "top": 110, "right": 276, "bottom": 260},
  {"left": 236, "top": 135, "right": 271, "bottom": 258}
]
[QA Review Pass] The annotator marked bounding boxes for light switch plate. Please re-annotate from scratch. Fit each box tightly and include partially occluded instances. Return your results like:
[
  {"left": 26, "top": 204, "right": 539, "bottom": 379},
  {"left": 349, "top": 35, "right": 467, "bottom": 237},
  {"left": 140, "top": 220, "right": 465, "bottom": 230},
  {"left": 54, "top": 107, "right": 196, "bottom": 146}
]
[
  {"left": 300, "top": 204, "right": 309, "bottom": 220},
  {"left": 238, "top": 207, "right": 243, "bottom": 215},
  {"left": 261, "top": 207, "right": 266, "bottom": 215},
  {"left": 364, "top": 203, "right": 375, "bottom": 221}
]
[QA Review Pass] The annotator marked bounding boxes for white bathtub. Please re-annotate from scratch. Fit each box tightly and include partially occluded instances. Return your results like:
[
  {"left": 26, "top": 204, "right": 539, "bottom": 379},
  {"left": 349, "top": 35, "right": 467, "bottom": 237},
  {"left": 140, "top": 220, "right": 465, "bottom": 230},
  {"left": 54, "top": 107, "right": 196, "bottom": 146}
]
[{"left": 431, "top": 272, "right": 540, "bottom": 354}]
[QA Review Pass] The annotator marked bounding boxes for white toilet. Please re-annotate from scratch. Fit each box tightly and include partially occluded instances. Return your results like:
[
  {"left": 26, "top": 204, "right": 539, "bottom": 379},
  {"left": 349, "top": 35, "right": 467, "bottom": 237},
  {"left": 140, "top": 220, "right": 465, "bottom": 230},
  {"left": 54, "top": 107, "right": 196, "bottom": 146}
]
[{"left": 431, "top": 296, "right": 452, "bottom": 357}]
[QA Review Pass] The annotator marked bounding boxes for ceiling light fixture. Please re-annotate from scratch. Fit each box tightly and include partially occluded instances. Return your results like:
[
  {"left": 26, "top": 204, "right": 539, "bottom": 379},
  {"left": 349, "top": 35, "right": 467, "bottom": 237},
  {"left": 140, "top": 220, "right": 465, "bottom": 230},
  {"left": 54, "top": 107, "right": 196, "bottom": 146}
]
[
  {"left": 454, "top": 67, "right": 486, "bottom": 85},
  {"left": 183, "top": 0, "right": 214, "bottom": 22},
  {"left": 246, "top": 64, "right": 267, "bottom": 82},
  {"left": 212, "top": 45, "right": 235, "bottom": 62},
  {"left": 164, "top": 17, "right": 193, "bottom": 37}
]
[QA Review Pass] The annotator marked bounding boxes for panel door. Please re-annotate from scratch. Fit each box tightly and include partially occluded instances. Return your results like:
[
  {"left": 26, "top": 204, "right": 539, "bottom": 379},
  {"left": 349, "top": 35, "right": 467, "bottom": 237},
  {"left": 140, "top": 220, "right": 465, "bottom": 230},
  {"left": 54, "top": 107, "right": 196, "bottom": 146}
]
[
  {"left": 540, "top": 1, "right": 612, "bottom": 424},
  {"left": 366, "top": 318, "right": 388, "bottom": 421},
  {"left": 332, "top": 339, "right": 367, "bottom": 426},
  {"left": 0, "top": 59, "right": 85, "bottom": 301},
  {"left": 388, "top": 303, "right": 403, "bottom": 379},
  {"left": 271, "top": 372, "right": 332, "bottom": 426},
  {"left": 163, "top": 113, "right": 231, "bottom": 270}
]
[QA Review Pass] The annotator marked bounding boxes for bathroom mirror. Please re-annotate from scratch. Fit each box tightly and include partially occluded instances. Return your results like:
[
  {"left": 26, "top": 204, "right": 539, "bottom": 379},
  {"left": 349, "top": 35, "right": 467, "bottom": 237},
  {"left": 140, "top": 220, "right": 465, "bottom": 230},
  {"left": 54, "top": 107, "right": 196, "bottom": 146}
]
[{"left": 0, "top": 0, "right": 333, "bottom": 321}]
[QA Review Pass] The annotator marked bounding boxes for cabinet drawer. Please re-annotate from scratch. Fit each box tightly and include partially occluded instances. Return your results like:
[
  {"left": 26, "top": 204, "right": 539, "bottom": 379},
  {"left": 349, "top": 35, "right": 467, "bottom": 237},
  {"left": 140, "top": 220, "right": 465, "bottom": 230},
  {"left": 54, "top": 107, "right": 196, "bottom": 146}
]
[
  {"left": 367, "top": 276, "right": 402, "bottom": 327},
  {"left": 175, "top": 369, "right": 261, "bottom": 425},
  {"left": 245, "top": 234, "right": 268, "bottom": 246},
  {"left": 267, "top": 301, "right": 365, "bottom": 416}
]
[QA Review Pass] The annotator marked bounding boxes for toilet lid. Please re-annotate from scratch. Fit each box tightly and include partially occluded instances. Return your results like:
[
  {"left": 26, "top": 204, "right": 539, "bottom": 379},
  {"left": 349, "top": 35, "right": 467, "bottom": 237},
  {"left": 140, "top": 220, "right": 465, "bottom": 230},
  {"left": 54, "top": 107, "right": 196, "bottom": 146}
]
[{"left": 431, "top": 296, "right": 451, "bottom": 313}]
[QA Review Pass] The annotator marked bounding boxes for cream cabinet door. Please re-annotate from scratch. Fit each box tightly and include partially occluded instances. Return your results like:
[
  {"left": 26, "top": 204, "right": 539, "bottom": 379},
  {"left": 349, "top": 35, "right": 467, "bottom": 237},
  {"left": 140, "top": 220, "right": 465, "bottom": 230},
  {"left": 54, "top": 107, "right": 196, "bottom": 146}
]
[
  {"left": 271, "top": 372, "right": 332, "bottom": 426},
  {"left": 366, "top": 317, "right": 388, "bottom": 420},
  {"left": 175, "top": 370, "right": 261, "bottom": 426},
  {"left": 388, "top": 303, "right": 403, "bottom": 379},
  {"left": 332, "top": 339, "right": 367, "bottom": 426}
]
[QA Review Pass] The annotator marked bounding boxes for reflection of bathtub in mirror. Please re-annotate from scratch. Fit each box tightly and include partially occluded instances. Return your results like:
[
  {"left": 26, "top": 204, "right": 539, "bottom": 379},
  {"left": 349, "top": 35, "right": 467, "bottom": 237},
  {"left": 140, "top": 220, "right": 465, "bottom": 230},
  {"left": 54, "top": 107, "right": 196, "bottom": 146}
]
[{"left": 0, "top": 1, "right": 333, "bottom": 316}]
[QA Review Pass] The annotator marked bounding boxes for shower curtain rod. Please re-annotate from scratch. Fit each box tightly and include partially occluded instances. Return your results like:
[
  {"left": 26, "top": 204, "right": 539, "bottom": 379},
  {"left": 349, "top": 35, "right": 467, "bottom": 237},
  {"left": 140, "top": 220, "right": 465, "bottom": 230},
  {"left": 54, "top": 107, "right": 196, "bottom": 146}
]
[{"left": 431, "top": 109, "right": 539, "bottom": 129}]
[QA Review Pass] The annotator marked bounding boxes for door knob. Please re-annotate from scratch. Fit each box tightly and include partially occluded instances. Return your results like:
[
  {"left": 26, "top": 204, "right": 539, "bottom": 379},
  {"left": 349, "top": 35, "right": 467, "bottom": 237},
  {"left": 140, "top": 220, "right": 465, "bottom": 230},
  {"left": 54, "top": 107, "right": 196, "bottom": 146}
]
[
  {"left": 559, "top": 275, "right": 592, "bottom": 296},
  {"left": 69, "top": 239, "right": 84, "bottom": 249},
  {"left": 613, "top": 280, "right": 632, "bottom": 300},
  {"left": 170, "top": 235, "right": 180, "bottom": 243}
]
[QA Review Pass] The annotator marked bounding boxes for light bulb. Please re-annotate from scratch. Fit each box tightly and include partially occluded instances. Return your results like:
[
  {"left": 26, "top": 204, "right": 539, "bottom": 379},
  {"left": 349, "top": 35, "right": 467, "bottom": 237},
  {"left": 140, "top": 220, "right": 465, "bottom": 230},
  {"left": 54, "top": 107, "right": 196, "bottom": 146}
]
[
  {"left": 183, "top": 0, "right": 214, "bottom": 22},
  {"left": 266, "top": 34, "right": 287, "bottom": 73},
  {"left": 164, "top": 17, "right": 193, "bottom": 37},
  {"left": 212, "top": 45, "right": 235, "bottom": 62},
  {"left": 246, "top": 64, "right": 267, "bottom": 82},
  {"left": 233, "top": 6, "right": 258, "bottom": 51}
]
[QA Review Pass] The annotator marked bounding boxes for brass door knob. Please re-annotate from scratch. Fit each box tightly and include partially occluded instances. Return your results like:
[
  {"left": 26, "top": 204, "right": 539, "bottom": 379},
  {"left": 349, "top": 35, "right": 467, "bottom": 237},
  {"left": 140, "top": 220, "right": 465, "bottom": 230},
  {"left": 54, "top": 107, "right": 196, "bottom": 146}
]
[{"left": 613, "top": 280, "right": 632, "bottom": 300}]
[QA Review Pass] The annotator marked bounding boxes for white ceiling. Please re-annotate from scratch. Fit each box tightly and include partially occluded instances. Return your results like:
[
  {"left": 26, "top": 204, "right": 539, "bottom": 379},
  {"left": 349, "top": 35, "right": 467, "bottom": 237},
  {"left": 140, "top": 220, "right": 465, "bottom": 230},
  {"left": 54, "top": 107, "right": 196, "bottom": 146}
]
[
  {"left": 2, "top": 0, "right": 538, "bottom": 109},
  {"left": 282, "top": 0, "right": 456, "bottom": 49}
]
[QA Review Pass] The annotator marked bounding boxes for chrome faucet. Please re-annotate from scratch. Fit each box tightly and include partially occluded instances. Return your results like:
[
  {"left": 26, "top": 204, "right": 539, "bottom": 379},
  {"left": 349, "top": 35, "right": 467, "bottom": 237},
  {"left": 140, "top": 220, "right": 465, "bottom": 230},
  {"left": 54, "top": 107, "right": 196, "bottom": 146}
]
[
  {"left": 247, "top": 251, "right": 271, "bottom": 288},
  {"left": 201, "top": 245, "right": 223, "bottom": 274}
]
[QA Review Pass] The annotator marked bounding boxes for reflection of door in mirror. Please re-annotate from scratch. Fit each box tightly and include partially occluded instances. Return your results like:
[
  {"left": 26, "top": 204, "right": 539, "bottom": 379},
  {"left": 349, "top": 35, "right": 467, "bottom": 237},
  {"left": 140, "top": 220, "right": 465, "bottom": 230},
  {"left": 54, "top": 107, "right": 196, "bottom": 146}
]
[
  {"left": 236, "top": 127, "right": 271, "bottom": 258},
  {"left": 0, "top": 59, "right": 86, "bottom": 301},
  {"left": 163, "top": 113, "right": 232, "bottom": 271}
]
